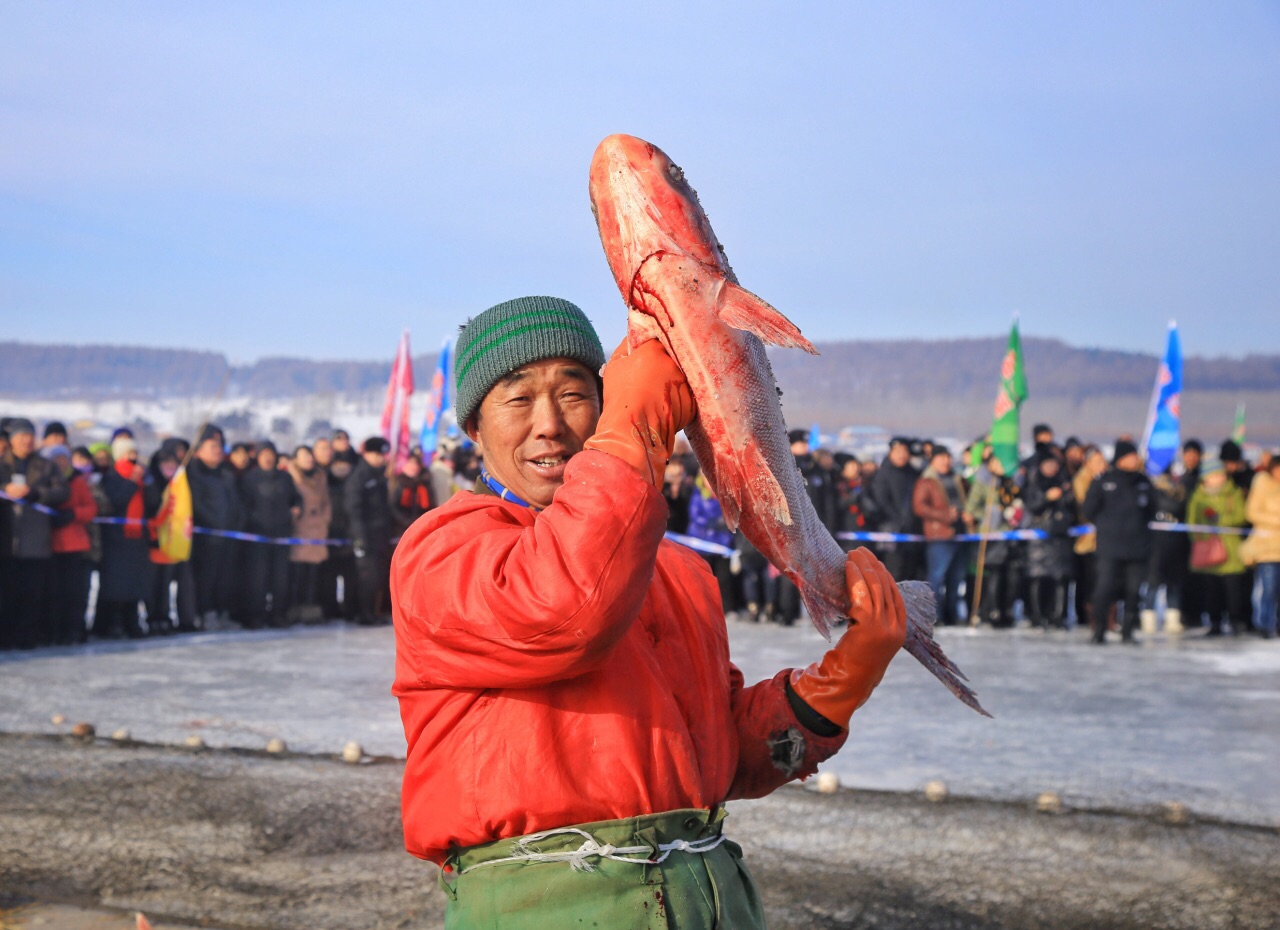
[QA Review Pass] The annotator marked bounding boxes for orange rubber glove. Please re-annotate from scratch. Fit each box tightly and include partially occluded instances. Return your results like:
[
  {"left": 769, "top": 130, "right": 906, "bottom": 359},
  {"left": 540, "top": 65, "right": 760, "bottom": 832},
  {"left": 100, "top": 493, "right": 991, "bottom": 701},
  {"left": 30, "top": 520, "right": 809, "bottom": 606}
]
[
  {"left": 584, "top": 338, "right": 696, "bottom": 487},
  {"left": 790, "top": 548, "right": 908, "bottom": 729}
]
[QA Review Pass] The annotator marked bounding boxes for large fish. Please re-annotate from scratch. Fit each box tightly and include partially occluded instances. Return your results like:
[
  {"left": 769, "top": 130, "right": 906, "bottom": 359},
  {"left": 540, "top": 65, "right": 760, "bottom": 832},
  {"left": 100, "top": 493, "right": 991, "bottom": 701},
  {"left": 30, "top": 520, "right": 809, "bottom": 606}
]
[{"left": 589, "top": 133, "right": 989, "bottom": 717}]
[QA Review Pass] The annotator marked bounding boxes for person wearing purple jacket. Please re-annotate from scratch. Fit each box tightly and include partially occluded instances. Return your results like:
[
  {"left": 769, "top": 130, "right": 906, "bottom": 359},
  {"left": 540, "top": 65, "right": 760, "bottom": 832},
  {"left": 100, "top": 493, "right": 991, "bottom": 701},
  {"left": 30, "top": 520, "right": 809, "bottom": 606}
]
[{"left": 687, "top": 470, "right": 736, "bottom": 616}]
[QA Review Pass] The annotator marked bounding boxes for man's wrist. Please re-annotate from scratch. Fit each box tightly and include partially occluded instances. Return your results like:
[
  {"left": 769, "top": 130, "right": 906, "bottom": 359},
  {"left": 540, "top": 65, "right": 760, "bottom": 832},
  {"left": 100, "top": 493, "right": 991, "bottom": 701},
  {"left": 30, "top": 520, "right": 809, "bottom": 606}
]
[{"left": 784, "top": 675, "right": 843, "bottom": 737}]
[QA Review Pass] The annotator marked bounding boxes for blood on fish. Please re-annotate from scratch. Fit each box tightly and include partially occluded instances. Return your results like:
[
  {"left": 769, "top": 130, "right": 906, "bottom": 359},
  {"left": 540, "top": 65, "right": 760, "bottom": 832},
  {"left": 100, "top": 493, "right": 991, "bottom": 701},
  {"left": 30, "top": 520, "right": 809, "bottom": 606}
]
[{"left": 588, "top": 133, "right": 989, "bottom": 717}]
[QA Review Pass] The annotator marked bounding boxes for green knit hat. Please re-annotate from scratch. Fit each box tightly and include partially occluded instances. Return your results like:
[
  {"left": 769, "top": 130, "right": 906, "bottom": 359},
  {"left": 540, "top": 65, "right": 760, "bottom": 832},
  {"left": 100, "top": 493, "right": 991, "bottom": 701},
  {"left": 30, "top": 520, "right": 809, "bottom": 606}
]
[{"left": 454, "top": 296, "right": 606, "bottom": 428}]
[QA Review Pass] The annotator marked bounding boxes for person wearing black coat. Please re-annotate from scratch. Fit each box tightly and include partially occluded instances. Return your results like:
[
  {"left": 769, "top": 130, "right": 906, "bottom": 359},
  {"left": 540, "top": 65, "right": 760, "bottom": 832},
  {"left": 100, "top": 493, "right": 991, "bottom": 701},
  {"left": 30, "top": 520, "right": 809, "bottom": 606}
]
[
  {"left": 321, "top": 449, "right": 358, "bottom": 620},
  {"left": 240, "top": 441, "right": 302, "bottom": 628},
  {"left": 97, "top": 435, "right": 156, "bottom": 639},
  {"left": 0, "top": 418, "right": 70, "bottom": 649},
  {"left": 188, "top": 425, "right": 243, "bottom": 625},
  {"left": 868, "top": 437, "right": 922, "bottom": 581},
  {"left": 1081, "top": 440, "right": 1156, "bottom": 644},
  {"left": 345, "top": 437, "right": 393, "bottom": 624},
  {"left": 1023, "top": 450, "right": 1076, "bottom": 629}
]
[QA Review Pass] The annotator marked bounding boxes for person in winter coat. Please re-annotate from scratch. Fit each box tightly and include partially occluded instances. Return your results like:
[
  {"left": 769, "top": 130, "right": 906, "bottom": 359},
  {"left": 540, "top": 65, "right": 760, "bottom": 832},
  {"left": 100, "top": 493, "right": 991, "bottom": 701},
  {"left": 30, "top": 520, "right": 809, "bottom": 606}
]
[
  {"left": 1071, "top": 445, "right": 1107, "bottom": 629},
  {"left": 0, "top": 417, "right": 70, "bottom": 649},
  {"left": 1081, "top": 439, "right": 1156, "bottom": 644},
  {"left": 868, "top": 437, "right": 922, "bottom": 581},
  {"left": 389, "top": 452, "right": 434, "bottom": 537},
  {"left": 287, "top": 444, "right": 332, "bottom": 622},
  {"left": 241, "top": 441, "right": 302, "bottom": 628},
  {"left": 662, "top": 458, "right": 693, "bottom": 534},
  {"left": 390, "top": 297, "right": 905, "bottom": 929},
  {"left": 97, "top": 435, "right": 155, "bottom": 639},
  {"left": 1023, "top": 449, "right": 1076, "bottom": 629},
  {"left": 189, "top": 425, "right": 243, "bottom": 626},
  {"left": 143, "top": 444, "right": 196, "bottom": 635},
  {"left": 687, "top": 470, "right": 737, "bottom": 616},
  {"left": 1139, "top": 465, "right": 1189, "bottom": 635},
  {"left": 912, "top": 446, "right": 972, "bottom": 626},
  {"left": 44, "top": 444, "right": 97, "bottom": 645},
  {"left": 321, "top": 449, "right": 358, "bottom": 620},
  {"left": 965, "top": 451, "right": 1022, "bottom": 628},
  {"left": 1243, "top": 455, "right": 1280, "bottom": 638},
  {"left": 346, "top": 437, "right": 393, "bottom": 625},
  {"left": 1186, "top": 457, "right": 1249, "bottom": 636}
]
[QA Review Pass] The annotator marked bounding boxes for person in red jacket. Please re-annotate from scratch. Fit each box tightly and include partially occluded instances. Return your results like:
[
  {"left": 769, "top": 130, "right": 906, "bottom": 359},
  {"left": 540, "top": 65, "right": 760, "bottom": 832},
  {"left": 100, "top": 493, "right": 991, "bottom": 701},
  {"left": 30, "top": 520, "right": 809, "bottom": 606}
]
[
  {"left": 391, "top": 296, "right": 905, "bottom": 929},
  {"left": 44, "top": 444, "right": 97, "bottom": 645}
]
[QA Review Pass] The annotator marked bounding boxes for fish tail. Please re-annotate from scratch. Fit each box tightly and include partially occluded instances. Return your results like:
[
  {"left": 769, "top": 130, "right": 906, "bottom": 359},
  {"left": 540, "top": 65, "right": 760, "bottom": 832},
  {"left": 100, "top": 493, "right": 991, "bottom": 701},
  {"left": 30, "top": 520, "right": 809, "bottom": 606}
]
[{"left": 898, "top": 581, "right": 992, "bottom": 717}]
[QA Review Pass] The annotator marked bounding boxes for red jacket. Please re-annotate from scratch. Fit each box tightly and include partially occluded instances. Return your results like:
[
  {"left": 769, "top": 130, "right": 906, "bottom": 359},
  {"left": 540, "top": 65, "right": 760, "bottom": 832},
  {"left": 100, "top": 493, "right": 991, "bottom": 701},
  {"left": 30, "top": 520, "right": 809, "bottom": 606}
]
[
  {"left": 51, "top": 472, "right": 96, "bottom": 555},
  {"left": 391, "top": 451, "right": 845, "bottom": 863}
]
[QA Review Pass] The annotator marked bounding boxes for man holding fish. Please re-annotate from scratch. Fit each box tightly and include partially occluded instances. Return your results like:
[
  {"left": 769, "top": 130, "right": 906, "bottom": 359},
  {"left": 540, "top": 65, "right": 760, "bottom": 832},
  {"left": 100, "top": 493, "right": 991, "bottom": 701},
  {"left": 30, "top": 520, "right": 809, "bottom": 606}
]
[{"left": 390, "top": 295, "right": 907, "bottom": 928}]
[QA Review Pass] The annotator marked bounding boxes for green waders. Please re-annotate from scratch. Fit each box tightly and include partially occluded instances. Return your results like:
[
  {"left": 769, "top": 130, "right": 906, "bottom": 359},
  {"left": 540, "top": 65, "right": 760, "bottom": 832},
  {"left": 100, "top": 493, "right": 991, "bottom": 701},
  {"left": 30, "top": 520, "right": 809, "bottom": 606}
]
[{"left": 438, "top": 808, "right": 767, "bottom": 929}]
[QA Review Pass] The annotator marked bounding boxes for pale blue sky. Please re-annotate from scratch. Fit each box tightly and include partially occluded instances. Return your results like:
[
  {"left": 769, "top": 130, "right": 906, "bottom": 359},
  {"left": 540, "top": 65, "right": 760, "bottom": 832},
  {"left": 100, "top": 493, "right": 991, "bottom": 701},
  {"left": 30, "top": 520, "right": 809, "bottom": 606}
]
[{"left": 2, "top": 2, "right": 1277, "bottom": 362}]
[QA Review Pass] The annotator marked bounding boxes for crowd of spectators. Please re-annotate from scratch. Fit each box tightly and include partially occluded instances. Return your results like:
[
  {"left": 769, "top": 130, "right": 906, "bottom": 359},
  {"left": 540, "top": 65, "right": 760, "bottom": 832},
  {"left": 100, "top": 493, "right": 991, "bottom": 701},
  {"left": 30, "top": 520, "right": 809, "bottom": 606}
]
[
  {"left": 666, "top": 424, "right": 1280, "bottom": 644},
  {"left": 0, "top": 416, "right": 481, "bottom": 650},
  {"left": 2, "top": 414, "right": 1278, "bottom": 650}
]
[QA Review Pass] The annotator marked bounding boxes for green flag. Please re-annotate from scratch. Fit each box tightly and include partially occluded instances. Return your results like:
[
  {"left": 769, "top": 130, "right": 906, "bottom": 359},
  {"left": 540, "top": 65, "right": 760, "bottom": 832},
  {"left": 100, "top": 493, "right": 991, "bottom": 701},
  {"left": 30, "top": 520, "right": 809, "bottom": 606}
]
[
  {"left": 1231, "top": 402, "right": 1246, "bottom": 444},
  {"left": 990, "top": 319, "right": 1028, "bottom": 472}
]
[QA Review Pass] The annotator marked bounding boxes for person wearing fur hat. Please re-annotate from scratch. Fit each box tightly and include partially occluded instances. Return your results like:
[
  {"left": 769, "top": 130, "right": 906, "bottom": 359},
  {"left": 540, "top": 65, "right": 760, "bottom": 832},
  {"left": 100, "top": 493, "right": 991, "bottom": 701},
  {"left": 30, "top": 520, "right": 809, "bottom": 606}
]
[
  {"left": 1081, "top": 439, "right": 1156, "bottom": 644},
  {"left": 0, "top": 417, "right": 70, "bottom": 649},
  {"left": 389, "top": 296, "right": 905, "bottom": 929}
]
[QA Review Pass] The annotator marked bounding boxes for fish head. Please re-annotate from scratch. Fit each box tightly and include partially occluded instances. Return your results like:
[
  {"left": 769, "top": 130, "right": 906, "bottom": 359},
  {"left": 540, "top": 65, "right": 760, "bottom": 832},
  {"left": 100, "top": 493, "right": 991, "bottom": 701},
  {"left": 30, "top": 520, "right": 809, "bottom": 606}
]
[{"left": 589, "top": 133, "right": 735, "bottom": 298}]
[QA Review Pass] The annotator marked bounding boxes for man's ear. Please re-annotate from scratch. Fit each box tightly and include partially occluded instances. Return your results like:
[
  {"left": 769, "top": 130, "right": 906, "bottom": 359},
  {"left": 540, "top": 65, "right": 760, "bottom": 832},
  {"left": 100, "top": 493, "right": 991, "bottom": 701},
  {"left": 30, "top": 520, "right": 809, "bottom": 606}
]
[{"left": 464, "top": 417, "right": 481, "bottom": 452}]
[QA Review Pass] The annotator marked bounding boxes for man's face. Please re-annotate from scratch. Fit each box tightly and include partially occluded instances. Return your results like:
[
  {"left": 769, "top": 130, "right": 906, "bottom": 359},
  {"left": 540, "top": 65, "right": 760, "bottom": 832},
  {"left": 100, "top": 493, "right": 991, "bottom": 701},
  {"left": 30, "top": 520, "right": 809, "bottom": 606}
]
[
  {"left": 43, "top": 432, "right": 66, "bottom": 449},
  {"left": 1183, "top": 447, "right": 1201, "bottom": 471},
  {"left": 931, "top": 453, "right": 951, "bottom": 475},
  {"left": 312, "top": 440, "right": 332, "bottom": 467},
  {"left": 842, "top": 460, "right": 860, "bottom": 483},
  {"left": 790, "top": 440, "right": 809, "bottom": 457},
  {"left": 889, "top": 443, "right": 910, "bottom": 467},
  {"left": 229, "top": 447, "right": 250, "bottom": 470},
  {"left": 1117, "top": 452, "right": 1141, "bottom": 472},
  {"left": 196, "top": 439, "right": 224, "bottom": 469},
  {"left": 467, "top": 357, "right": 601, "bottom": 510},
  {"left": 10, "top": 432, "right": 34, "bottom": 458},
  {"left": 332, "top": 433, "right": 351, "bottom": 453},
  {"left": 364, "top": 450, "right": 387, "bottom": 470},
  {"left": 257, "top": 448, "right": 277, "bottom": 471}
]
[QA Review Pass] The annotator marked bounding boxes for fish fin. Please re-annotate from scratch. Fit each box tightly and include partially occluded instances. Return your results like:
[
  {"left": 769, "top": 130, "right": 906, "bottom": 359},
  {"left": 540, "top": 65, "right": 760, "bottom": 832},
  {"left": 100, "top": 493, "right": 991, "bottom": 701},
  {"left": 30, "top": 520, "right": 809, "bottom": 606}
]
[
  {"left": 799, "top": 585, "right": 843, "bottom": 642},
  {"left": 717, "top": 283, "right": 818, "bottom": 354},
  {"left": 718, "top": 484, "right": 742, "bottom": 534}
]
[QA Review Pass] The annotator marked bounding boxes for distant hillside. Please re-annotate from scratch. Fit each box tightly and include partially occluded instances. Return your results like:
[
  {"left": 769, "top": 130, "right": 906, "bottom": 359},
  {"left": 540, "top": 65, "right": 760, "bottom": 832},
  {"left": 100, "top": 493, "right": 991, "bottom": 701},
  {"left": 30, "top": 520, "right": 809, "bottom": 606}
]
[
  {"left": 1, "top": 337, "right": 1275, "bottom": 445},
  {"left": 0, "top": 342, "right": 440, "bottom": 400},
  {"left": 769, "top": 337, "right": 1280, "bottom": 445}
]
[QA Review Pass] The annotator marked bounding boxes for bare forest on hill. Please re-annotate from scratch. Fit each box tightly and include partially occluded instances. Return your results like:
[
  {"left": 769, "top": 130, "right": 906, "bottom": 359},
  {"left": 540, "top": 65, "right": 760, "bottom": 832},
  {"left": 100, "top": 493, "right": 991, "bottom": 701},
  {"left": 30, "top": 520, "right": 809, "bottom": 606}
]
[{"left": 1, "top": 336, "right": 1276, "bottom": 444}]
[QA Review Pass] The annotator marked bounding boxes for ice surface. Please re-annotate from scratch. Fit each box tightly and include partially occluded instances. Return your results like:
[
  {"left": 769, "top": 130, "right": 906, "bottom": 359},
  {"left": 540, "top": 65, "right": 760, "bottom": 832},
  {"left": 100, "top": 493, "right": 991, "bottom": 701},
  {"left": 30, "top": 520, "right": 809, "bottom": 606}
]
[{"left": 1, "top": 621, "right": 1277, "bottom": 827}]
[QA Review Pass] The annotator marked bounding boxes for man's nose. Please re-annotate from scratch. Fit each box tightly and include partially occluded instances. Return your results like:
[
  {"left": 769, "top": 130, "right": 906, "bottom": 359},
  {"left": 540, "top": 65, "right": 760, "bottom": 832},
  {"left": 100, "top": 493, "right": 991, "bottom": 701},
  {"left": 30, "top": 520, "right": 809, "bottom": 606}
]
[{"left": 531, "top": 396, "right": 567, "bottom": 438}]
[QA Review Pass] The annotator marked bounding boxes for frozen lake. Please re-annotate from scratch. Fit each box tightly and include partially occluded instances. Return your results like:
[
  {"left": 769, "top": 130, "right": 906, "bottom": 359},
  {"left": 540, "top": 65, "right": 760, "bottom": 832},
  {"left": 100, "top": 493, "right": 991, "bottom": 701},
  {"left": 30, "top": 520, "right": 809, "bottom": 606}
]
[{"left": 3, "top": 619, "right": 1278, "bottom": 827}]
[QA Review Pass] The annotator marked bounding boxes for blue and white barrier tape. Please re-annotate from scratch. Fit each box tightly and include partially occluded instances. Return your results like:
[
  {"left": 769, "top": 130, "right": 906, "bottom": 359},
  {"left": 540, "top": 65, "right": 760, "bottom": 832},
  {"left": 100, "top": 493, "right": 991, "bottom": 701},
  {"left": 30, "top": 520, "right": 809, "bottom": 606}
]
[
  {"left": 2, "top": 492, "right": 1257, "bottom": 553},
  {"left": 663, "top": 531, "right": 737, "bottom": 557}
]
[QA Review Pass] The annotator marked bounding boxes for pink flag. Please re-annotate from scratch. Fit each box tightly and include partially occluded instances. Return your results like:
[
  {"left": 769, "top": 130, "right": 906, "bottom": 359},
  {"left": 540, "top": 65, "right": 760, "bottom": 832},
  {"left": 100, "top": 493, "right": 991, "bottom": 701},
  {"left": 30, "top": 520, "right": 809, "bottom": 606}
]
[{"left": 380, "top": 330, "right": 415, "bottom": 470}]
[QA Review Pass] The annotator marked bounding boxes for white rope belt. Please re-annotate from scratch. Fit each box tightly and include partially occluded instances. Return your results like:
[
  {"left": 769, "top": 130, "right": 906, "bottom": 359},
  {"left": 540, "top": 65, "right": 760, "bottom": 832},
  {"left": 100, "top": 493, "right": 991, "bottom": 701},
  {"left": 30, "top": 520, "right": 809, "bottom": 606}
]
[{"left": 459, "top": 826, "right": 729, "bottom": 874}]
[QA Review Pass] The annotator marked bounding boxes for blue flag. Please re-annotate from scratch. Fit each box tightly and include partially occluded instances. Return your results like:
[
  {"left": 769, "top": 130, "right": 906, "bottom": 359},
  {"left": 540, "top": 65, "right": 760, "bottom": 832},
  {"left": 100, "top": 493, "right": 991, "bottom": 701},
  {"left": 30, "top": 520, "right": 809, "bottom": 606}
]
[
  {"left": 419, "top": 339, "right": 452, "bottom": 463},
  {"left": 1142, "top": 322, "right": 1182, "bottom": 476},
  {"left": 808, "top": 422, "right": 822, "bottom": 450}
]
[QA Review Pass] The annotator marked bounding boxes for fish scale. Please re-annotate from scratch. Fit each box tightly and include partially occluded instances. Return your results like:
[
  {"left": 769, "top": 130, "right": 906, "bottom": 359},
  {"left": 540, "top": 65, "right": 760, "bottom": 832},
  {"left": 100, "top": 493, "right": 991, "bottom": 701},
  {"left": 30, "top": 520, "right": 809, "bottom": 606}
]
[{"left": 590, "top": 133, "right": 989, "bottom": 717}]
